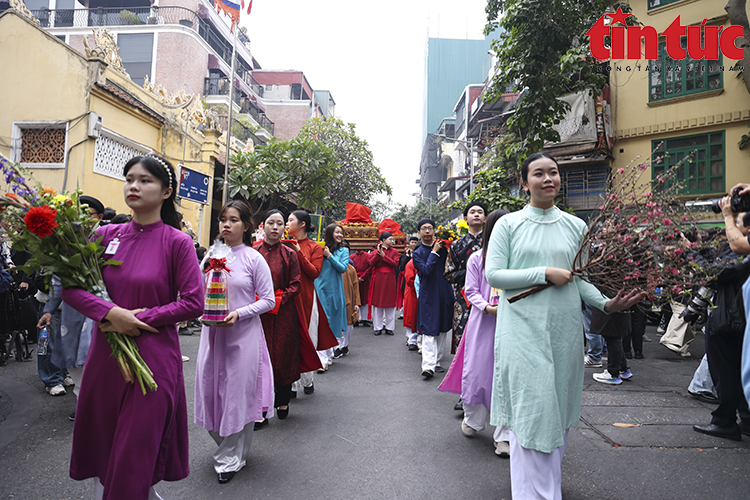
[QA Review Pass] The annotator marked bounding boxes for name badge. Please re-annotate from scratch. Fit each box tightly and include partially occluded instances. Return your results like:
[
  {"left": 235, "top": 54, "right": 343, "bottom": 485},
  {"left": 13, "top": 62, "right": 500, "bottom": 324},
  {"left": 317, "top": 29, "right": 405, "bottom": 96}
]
[{"left": 105, "top": 237, "right": 120, "bottom": 255}]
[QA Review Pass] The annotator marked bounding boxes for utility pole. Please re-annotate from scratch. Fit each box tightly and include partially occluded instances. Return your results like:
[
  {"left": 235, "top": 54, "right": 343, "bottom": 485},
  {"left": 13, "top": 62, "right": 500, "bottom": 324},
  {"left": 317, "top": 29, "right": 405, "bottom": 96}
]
[{"left": 222, "top": 19, "right": 238, "bottom": 205}]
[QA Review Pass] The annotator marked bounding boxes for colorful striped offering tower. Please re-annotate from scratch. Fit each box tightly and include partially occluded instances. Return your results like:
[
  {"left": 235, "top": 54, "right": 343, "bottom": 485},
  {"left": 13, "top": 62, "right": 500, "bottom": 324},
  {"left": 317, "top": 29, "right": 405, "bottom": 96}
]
[{"left": 202, "top": 269, "right": 229, "bottom": 324}]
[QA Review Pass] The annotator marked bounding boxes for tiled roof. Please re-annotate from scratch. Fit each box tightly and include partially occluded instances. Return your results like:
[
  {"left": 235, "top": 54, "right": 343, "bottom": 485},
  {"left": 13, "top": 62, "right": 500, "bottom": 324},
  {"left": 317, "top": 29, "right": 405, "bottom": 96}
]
[{"left": 96, "top": 80, "right": 164, "bottom": 122}]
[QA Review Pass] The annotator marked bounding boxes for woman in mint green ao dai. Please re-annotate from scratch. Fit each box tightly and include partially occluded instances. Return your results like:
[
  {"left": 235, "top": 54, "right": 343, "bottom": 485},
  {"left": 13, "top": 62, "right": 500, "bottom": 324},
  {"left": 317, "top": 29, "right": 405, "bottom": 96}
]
[{"left": 484, "top": 153, "right": 645, "bottom": 499}]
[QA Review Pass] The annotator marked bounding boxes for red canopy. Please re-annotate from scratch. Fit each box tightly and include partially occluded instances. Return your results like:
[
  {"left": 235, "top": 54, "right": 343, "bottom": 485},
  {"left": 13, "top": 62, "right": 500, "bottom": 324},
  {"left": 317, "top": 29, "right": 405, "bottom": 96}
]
[
  {"left": 340, "top": 202, "right": 374, "bottom": 224},
  {"left": 378, "top": 218, "right": 403, "bottom": 236}
]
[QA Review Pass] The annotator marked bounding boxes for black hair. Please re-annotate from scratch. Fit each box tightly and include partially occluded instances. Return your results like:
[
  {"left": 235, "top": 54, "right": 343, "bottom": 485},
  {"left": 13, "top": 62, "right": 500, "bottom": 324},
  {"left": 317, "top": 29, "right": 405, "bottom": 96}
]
[
  {"left": 521, "top": 152, "right": 559, "bottom": 183},
  {"left": 101, "top": 207, "right": 116, "bottom": 221},
  {"left": 409, "top": 236, "right": 419, "bottom": 242},
  {"left": 264, "top": 209, "right": 285, "bottom": 223},
  {"left": 196, "top": 246, "right": 207, "bottom": 261},
  {"left": 219, "top": 199, "right": 254, "bottom": 245},
  {"left": 290, "top": 210, "right": 315, "bottom": 235},
  {"left": 742, "top": 212, "right": 750, "bottom": 228},
  {"left": 463, "top": 201, "right": 488, "bottom": 218},
  {"left": 110, "top": 213, "right": 132, "bottom": 224},
  {"left": 482, "top": 208, "right": 510, "bottom": 266},
  {"left": 324, "top": 223, "right": 343, "bottom": 252},
  {"left": 379, "top": 231, "right": 393, "bottom": 241},
  {"left": 123, "top": 155, "right": 180, "bottom": 230},
  {"left": 342, "top": 239, "right": 351, "bottom": 250}
]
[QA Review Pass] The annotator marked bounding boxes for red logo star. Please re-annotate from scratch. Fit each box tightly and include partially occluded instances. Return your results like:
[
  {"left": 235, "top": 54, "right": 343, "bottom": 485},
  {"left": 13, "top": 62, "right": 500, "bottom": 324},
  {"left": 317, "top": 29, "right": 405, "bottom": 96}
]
[{"left": 607, "top": 6, "right": 632, "bottom": 26}]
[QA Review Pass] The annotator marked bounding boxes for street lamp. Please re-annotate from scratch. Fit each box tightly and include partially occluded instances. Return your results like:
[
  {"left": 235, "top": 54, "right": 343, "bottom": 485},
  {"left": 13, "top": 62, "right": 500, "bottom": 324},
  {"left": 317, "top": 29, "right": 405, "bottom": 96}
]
[{"left": 433, "top": 134, "right": 475, "bottom": 194}]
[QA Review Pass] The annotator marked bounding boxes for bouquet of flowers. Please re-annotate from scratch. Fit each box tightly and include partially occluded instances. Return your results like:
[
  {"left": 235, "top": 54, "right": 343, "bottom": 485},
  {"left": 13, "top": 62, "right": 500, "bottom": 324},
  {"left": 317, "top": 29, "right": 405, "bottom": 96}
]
[
  {"left": 435, "top": 224, "right": 459, "bottom": 247},
  {"left": 456, "top": 219, "right": 470, "bottom": 237},
  {"left": 0, "top": 154, "right": 157, "bottom": 394}
]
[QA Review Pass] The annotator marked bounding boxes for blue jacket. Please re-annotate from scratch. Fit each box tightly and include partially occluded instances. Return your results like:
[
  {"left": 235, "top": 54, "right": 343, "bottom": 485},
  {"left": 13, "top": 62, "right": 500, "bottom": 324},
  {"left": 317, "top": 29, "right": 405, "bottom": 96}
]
[
  {"left": 314, "top": 247, "right": 349, "bottom": 338},
  {"left": 412, "top": 243, "right": 454, "bottom": 336}
]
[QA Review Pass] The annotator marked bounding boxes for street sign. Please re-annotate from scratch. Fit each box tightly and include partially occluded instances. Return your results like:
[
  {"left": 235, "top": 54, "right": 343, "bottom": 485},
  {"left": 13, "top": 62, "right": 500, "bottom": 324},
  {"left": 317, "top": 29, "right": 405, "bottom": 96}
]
[{"left": 178, "top": 165, "right": 210, "bottom": 204}]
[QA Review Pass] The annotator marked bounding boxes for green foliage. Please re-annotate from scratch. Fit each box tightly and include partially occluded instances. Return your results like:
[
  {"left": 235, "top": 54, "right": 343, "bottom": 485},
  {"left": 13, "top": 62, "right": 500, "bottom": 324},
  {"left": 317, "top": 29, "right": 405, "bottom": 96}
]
[
  {"left": 450, "top": 168, "right": 526, "bottom": 214},
  {"left": 297, "top": 117, "right": 391, "bottom": 222},
  {"left": 118, "top": 10, "right": 143, "bottom": 25},
  {"left": 389, "top": 199, "right": 452, "bottom": 235},
  {"left": 740, "top": 124, "right": 750, "bottom": 151},
  {"left": 484, "top": 0, "right": 637, "bottom": 157},
  {"left": 225, "top": 137, "right": 338, "bottom": 220},
  {"left": 477, "top": 132, "right": 525, "bottom": 185}
]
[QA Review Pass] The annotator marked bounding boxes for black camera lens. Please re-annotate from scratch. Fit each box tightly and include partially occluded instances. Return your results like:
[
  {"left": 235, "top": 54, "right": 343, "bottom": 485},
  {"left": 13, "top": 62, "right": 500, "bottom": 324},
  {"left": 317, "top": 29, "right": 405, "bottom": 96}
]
[
  {"left": 711, "top": 199, "right": 723, "bottom": 214},
  {"left": 731, "top": 188, "right": 750, "bottom": 213}
]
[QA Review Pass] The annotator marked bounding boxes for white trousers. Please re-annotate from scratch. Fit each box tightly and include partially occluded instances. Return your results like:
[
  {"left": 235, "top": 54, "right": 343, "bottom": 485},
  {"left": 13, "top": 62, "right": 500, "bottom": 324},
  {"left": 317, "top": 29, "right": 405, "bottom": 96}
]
[
  {"left": 96, "top": 479, "right": 163, "bottom": 500},
  {"left": 297, "top": 290, "right": 322, "bottom": 389},
  {"left": 318, "top": 348, "right": 334, "bottom": 366},
  {"left": 405, "top": 327, "right": 419, "bottom": 345},
  {"left": 339, "top": 325, "right": 352, "bottom": 349},
  {"left": 463, "top": 403, "right": 510, "bottom": 443},
  {"left": 69, "top": 365, "right": 84, "bottom": 398},
  {"left": 207, "top": 422, "right": 254, "bottom": 473},
  {"left": 372, "top": 306, "right": 396, "bottom": 331},
  {"left": 421, "top": 332, "right": 448, "bottom": 371},
  {"left": 509, "top": 429, "right": 568, "bottom": 500},
  {"left": 357, "top": 304, "right": 369, "bottom": 322}
]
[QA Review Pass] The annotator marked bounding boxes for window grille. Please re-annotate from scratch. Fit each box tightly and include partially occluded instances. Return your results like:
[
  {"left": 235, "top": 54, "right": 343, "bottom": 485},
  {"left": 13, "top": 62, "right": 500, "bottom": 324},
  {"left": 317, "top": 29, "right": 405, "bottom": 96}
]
[
  {"left": 20, "top": 128, "right": 65, "bottom": 164},
  {"left": 652, "top": 131, "right": 725, "bottom": 195},
  {"left": 93, "top": 134, "right": 149, "bottom": 179}
]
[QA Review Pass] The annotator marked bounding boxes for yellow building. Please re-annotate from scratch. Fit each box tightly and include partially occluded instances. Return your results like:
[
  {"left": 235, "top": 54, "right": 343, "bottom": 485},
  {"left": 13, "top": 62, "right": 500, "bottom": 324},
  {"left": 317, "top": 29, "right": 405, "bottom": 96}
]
[
  {"left": 0, "top": 8, "right": 235, "bottom": 246},
  {"left": 610, "top": 0, "right": 750, "bottom": 217}
]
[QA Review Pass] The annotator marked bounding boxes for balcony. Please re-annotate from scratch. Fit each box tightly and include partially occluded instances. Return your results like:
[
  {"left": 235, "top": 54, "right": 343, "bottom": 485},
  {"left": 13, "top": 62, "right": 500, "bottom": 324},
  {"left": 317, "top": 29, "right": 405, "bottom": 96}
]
[
  {"left": 30, "top": 6, "right": 250, "bottom": 78},
  {"left": 204, "top": 77, "right": 274, "bottom": 136}
]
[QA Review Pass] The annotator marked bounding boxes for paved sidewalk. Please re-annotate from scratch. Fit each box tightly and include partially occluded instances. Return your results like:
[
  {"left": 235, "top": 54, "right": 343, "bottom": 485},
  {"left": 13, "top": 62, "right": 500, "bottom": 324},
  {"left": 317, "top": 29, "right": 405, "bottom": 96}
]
[{"left": 0, "top": 323, "right": 748, "bottom": 499}]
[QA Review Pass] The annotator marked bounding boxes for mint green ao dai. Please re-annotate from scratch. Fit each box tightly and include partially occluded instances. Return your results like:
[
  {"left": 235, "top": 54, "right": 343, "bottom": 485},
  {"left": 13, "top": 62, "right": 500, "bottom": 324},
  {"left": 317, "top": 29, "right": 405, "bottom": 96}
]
[{"left": 485, "top": 206, "right": 609, "bottom": 453}]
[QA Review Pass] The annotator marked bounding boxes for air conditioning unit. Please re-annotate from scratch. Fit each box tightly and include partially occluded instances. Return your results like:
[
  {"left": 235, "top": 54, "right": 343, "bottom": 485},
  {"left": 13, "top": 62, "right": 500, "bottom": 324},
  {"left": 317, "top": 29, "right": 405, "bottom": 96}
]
[{"left": 88, "top": 112, "right": 103, "bottom": 138}]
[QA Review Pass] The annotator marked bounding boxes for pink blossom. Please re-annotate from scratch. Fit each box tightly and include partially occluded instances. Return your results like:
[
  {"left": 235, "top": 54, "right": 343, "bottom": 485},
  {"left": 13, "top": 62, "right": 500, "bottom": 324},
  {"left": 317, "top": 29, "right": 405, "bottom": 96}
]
[
  {"left": 673, "top": 286, "right": 683, "bottom": 294},
  {"left": 599, "top": 206, "right": 604, "bottom": 210},
  {"left": 626, "top": 259, "right": 633, "bottom": 264},
  {"left": 618, "top": 168, "right": 624, "bottom": 174},
  {"left": 631, "top": 195, "right": 636, "bottom": 200},
  {"left": 624, "top": 275, "right": 632, "bottom": 280},
  {"left": 664, "top": 218, "right": 672, "bottom": 226},
  {"left": 614, "top": 206, "right": 620, "bottom": 212},
  {"left": 674, "top": 248, "right": 683, "bottom": 255},
  {"left": 647, "top": 211, "right": 652, "bottom": 217},
  {"left": 671, "top": 268, "right": 679, "bottom": 275},
  {"left": 659, "top": 178, "right": 665, "bottom": 184},
  {"left": 682, "top": 215, "right": 687, "bottom": 221},
  {"left": 630, "top": 215, "right": 637, "bottom": 223}
]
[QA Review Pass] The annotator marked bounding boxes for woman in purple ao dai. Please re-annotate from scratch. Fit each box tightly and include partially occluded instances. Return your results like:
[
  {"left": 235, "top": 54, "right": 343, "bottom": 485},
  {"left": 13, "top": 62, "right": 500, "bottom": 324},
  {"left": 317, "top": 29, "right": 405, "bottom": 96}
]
[
  {"left": 194, "top": 200, "right": 276, "bottom": 485},
  {"left": 62, "top": 155, "right": 204, "bottom": 500},
  {"left": 439, "top": 209, "right": 511, "bottom": 457}
]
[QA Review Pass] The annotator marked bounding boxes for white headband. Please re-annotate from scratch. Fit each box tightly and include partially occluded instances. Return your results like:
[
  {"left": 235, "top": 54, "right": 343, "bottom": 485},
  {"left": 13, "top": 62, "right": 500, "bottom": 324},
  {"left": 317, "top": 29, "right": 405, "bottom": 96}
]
[{"left": 146, "top": 154, "right": 173, "bottom": 189}]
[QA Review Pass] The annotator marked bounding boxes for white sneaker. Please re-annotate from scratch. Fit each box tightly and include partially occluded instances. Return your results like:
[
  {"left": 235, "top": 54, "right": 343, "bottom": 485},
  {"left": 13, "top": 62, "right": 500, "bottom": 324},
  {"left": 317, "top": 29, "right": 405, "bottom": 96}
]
[
  {"left": 181, "top": 355, "right": 189, "bottom": 362},
  {"left": 494, "top": 441, "right": 510, "bottom": 458},
  {"left": 461, "top": 421, "right": 477, "bottom": 437},
  {"left": 46, "top": 384, "right": 66, "bottom": 396},
  {"left": 62, "top": 375, "right": 75, "bottom": 387}
]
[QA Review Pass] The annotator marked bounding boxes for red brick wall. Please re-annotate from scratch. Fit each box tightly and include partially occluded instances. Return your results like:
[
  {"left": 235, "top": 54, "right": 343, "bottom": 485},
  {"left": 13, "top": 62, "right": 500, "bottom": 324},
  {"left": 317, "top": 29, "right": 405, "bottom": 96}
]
[
  {"left": 262, "top": 102, "right": 311, "bottom": 140},
  {"left": 154, "top": 32, "right": 207, "bottom": 97},
  {"left": 68, "top": 34, "right": 86, "bottom": 57}
]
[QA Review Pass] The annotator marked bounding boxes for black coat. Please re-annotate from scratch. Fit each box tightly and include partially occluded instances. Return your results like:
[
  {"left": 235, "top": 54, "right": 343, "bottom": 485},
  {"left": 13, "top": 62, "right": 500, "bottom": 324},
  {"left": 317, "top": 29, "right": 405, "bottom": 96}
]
[{"left": 590, "top": 307, "right": 632, "bottom": 337}]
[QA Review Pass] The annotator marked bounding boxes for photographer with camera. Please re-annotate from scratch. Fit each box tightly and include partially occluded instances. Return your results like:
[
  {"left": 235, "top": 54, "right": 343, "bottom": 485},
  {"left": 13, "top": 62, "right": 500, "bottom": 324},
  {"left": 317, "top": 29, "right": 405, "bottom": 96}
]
[
  {"left": 719, "top": 183, "right": 750, "bottom": 410},
  {"left": 691, "top": 186, "right": 750, "bottom": 440}
]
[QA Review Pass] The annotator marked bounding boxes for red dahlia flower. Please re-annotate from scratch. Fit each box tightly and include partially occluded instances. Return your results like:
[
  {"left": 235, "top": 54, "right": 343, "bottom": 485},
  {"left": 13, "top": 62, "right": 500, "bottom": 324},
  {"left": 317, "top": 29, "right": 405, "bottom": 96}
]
[{"left": 24, "top": 205, "right": 58, "bottom": 238}]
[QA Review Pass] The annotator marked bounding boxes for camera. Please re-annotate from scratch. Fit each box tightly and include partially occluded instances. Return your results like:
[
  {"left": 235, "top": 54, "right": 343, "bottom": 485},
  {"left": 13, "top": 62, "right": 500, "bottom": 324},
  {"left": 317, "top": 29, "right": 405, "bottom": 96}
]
[
  {"left": 678, "top": 286, "right": 714, "bottom": 325},
  {"left": 711, "top": 188, "right": 750, "bottom": 214}
]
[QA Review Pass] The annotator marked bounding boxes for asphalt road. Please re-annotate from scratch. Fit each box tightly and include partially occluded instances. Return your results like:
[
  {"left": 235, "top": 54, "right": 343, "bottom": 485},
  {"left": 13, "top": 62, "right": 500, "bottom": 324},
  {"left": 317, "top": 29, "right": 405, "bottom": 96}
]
[{"left": 1, "top": 321, "right": 750, "bottom": 499}]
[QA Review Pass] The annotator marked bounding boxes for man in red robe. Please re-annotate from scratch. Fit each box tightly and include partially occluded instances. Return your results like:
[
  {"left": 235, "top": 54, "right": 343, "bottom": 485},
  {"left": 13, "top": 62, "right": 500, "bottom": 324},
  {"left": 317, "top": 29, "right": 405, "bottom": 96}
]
[
  {"left": 368, "top": 232, "right": 399, "bottom": 335},
  {"left": 350, "top": 248, "right": 372, "bottom": 327}
]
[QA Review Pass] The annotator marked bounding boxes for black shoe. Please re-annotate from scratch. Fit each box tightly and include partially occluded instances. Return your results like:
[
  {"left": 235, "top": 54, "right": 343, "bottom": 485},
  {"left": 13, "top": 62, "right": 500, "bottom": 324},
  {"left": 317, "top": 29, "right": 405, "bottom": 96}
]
[
  {"left": 454, "top": 399, "right": 463, "bottom": 411},
  {"left": 333, "top": 348, "right": 343, "bottom": 359},
  {"left": 277, "top": 406, "right": 289, "bottom": 420},
  {"left": 421, "top": 369, "right": 434, "bottom": 379},
  {"left": 634, "top": 351, "right": 644, "bottom": 359},
  {"left": 290, "top": 390, "right": 297, "bottom": 399},
  {"left": 624, "top": 351, "right": 633, "bottom": 359},
  {"left": 68, "top": 411, "right": 75, "bottom": 422},
  {"left": 689, "top": 390, "right": 720, "bottom": 404},
  {"left": 408, "top": 344, "right": 418, "bottom": 351},
  {"left": 218, "top": 471, "right": 237, "bottom": 484},
  {"left": 693, "top": 423, "right": 741, "bottom": 441},
  {"left": 740, "top": 421, "right": 750, "bottom": 437},
  {"left": 374, "top": 328, "right": 383, "bottom": 336},
  {"left": 254, "top": 418, "right": 268, "bottom": 430},
  {"left": 341, "top": 346, "right": 349, "bottom": 356},
  {"left": 304, "top": 383, "right": 314, "bottom": 395},
  {"left": 178, "top": 327, "right": 192, "bottom": 336},
  {"left": 384, "top": 329, "right": 394, "bottom": 336}
]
